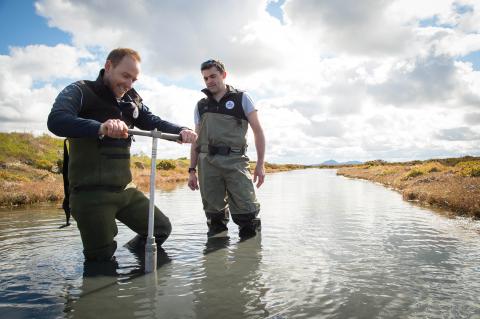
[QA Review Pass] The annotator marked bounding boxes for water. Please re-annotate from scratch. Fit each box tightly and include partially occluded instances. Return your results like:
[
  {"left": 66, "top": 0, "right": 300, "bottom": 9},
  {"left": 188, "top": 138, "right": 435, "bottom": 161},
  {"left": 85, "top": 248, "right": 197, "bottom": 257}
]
[{"left": 1, "top": 169, "right": 480, "bottom": 318}]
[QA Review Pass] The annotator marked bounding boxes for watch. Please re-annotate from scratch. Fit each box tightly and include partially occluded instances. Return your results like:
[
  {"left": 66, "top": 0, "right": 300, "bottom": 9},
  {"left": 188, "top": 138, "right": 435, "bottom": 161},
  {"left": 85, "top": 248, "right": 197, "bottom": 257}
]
[{"left": 188, "top": 167, "right": 197, "bottom": 173}]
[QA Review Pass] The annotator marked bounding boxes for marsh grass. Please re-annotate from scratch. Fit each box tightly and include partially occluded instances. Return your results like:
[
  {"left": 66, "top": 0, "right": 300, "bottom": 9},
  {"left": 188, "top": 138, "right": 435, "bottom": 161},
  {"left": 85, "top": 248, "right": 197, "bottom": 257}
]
[{"left": 337, "top": 157, "right": 480, "bottom": 218}]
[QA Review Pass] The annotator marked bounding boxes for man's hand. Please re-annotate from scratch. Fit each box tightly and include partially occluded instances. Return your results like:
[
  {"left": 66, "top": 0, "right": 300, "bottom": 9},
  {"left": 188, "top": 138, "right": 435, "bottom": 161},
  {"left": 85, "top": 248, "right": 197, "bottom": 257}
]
[
  {"left": 253, "top": 162, "right": 265, "bottom": 188},
  {"left": 188, "top": 171, "right": 199, "bottom": 190},
  {"left": 179, "top": 129, "right": 197, "bottom": 144},
  {"left": 99, "top": 119, "right": 129, "bottom": 138}
]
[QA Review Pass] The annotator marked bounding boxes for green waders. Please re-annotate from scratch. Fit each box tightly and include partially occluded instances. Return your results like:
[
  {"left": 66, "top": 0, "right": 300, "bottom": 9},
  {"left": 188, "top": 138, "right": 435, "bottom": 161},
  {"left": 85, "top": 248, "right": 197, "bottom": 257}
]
[
  {"left": 70, "top": 186, "right": 171, "bottom": 261},
  {"left": 196, "top": 107, "right": 261, "bottom": 238},
  {"left": 197, "top": 151, "right": 260, "bottom": 238}
]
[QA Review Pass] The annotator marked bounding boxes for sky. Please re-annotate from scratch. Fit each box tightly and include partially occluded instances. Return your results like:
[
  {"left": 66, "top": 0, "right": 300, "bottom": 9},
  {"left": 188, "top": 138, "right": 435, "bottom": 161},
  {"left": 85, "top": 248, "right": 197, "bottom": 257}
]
[{"left": 1, "top": 0, "right": 480, "bottom": 164}]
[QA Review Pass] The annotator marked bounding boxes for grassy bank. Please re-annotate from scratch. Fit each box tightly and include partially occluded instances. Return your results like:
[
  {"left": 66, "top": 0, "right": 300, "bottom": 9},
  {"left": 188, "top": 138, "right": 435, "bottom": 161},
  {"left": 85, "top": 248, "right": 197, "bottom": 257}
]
[
  {"left": 337, "top": 157, "right": 480, "bottom": 218},
  {"left": 0, "top": 133, "right": 307, "bottom": 207}
]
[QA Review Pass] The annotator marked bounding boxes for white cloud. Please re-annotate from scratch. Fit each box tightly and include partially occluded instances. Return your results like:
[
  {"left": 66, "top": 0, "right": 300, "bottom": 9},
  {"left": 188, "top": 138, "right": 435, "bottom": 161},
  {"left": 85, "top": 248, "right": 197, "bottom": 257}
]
[
  {"left": 0, "top": 44, "right": 98, "bottom": 130},
  {"left": 436, "top": 126, "right": 480, "bottom": 141},
  {"left": 1, "top": 0, "right": 480, "bottom": 163},
  {"left": 35, "top": 0, "right": 280, "bottom": 76}
]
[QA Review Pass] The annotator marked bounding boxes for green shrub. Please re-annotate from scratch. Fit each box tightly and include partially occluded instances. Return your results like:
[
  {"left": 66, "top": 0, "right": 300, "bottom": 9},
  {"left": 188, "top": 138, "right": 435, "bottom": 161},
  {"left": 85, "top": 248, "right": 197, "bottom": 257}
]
[
  {"left": 0, "top": 171, "right": 30, "bottom": 182},
  {"left": 422, "top": 162, "right": 445, "bottom": 173},
  {"left": 439, "top": 156, "right": 477, "bottom": 167},
  {"left": 33, "top": 159, "right": 54, "bottom": 171},
  {"left": 379, "top": 168, "right": 398, "bottom": 176},
  {"left": 56, "top": 159, "right": 64, "bottom": 172},
  {"left": 364, "top": 160, "right": 387, "bottom": 166},
  {"left": 404, "top": 169, "right": 424, "bottom": 179},
  {"left": 156, "top": 159, "right": 176, "bottom": 170},
  {"left": 456, "top": 161, "right": 480, "bottom": 177}
]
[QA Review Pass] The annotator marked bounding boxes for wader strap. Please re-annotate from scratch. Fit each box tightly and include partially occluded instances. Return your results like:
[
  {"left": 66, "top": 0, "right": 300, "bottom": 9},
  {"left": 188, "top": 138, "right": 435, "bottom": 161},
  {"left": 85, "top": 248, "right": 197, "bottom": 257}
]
[
  {"left": 197, "top": 144, "right": 246, "bottom": 156},
  {"left": 60, "top": 139, "right": 71, "bottom": 228}
]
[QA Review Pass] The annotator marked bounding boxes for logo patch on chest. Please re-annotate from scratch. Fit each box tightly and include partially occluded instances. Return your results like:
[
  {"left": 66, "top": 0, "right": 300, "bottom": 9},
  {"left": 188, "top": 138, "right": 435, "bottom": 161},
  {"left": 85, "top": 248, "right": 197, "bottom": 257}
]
[{"left": 225, "top": 100, "right": 235, "bottom": 110}]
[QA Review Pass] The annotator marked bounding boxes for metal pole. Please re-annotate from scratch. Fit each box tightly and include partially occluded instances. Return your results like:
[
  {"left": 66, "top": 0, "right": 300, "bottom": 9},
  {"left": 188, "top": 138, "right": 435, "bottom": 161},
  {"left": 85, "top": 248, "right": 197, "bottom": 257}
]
[
  {"left": 145, "top": 130, "right": 158, "bottom": 273},
  {"left": 127, "top": 129, "right": 181, "bottom": 273}
]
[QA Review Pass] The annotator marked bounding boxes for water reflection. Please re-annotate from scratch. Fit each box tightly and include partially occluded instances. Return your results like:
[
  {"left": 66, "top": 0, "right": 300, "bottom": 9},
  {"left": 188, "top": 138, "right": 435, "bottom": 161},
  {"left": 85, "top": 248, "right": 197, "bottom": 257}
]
[
  {"left": 1, "top": 169, "right": 480, "bottom": 318},
  {"left": 193, "top": 236, "right": 266, "bottom": 319},
  {"left": 66, "top": 247, "right": 171, "bottom": 318}
]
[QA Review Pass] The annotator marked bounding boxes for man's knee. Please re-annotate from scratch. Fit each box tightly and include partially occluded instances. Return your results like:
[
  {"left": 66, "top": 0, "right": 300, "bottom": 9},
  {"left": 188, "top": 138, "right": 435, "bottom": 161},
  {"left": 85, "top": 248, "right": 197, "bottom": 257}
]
[
  {"left": 153, "top": 214, "right": 172, "bottom": 246},
  {"left": 83, "top": 241, "right": 117, "bottom": 262}
]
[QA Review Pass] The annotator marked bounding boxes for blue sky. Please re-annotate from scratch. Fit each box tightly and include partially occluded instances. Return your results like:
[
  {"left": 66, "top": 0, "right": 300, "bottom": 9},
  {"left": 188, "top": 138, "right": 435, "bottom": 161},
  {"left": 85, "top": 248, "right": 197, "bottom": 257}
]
[
  {"left": 1, "top": 0, "right": 479, "bottom": 163},
  {"left": 0, "top": 0, "right": 69, "bottom": 54},
  {"left": 0, "top": 0, "right": 286, "bottom": 54}
]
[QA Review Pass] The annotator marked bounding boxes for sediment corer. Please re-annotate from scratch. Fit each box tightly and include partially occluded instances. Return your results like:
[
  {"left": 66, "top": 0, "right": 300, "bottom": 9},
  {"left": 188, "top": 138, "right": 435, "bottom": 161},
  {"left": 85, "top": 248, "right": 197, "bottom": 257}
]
[
  {"left": 128, "top": 129, "right": 182, "bottom": 142},
  {"left": 128, "top": 129, "right": 181, "bottom": 273}
]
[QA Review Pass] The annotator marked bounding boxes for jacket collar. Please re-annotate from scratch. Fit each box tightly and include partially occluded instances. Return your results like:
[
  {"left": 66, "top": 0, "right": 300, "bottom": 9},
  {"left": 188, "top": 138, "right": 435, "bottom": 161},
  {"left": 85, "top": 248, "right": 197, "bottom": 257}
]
[
  {"left": 201, "top": 84, "right": 237, "bottom": 99},
  {"left": 93, "top": 69, "right": 114, "bottom": 97}
]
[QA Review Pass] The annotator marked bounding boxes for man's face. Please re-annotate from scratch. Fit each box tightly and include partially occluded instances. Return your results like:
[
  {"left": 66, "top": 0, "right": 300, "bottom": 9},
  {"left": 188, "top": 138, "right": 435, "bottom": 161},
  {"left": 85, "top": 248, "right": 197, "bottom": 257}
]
[
  {"left": 103, "top": 55, "right": 140, "bottom": 99},
  {"left": 202, "top": 67, "right": 226, "bottom": 95}
]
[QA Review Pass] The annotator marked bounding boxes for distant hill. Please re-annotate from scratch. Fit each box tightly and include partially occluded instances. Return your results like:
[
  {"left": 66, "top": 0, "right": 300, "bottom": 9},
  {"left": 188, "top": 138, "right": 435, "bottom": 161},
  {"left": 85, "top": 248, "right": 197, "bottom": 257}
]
[{"left": 319, "top": 160, "right": 363, "bottom": 166}]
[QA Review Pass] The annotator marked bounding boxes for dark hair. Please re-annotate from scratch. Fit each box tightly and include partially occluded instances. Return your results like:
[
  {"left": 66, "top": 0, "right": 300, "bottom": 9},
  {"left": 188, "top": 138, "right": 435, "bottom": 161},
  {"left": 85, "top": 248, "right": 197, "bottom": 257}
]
[
  {"left": 200, "top": 59, "right": 225, "bottom": 73},
  {"left": 106, "top": 48, "right": 141, "bottom": 67}
]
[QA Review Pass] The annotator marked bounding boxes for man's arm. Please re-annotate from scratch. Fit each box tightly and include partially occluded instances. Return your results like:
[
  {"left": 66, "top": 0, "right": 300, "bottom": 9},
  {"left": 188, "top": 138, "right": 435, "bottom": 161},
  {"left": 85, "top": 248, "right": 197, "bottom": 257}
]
[
  {"left": 188, "top": 124, "right": 200, "bottom": 190},
  {"left": 48, "top": 84, "right": 129, "bottom": 139},
  {"left": 47, "top": 84, "right": 102, "bottom": 138},
  {"left": 247, "top": 110, "right": 266, "bottom": 188}
]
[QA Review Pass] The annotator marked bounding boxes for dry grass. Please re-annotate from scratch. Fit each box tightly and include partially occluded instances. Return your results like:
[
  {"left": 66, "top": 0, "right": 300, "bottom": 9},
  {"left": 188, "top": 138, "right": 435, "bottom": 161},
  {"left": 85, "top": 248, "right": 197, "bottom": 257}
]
[
  {"left": 0, "top": 162, "right": 64, "bottom": 206},
  {"left": 337, "top": 160, "right": 480, "bottom": 218},
  {"left": 1, "top": 158, "right": 304, "bottom": 207}
]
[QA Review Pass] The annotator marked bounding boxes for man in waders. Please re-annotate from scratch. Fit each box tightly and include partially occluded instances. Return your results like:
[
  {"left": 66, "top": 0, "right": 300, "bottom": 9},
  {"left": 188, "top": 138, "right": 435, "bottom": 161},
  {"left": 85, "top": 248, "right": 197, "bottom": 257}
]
[
  {"left": 47, "top": 48, "right": 197, "bottom": 262},
  {"left": 188, "top": 59, "right": 266, "bottom": 239}
]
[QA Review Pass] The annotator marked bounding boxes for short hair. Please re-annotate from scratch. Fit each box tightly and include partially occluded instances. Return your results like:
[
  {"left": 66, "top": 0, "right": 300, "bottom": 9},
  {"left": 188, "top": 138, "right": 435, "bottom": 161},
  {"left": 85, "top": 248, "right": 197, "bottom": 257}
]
[
  {"left": 200, "top": 59, "right": 225, "bottom": 73},
  {"left": 106, "top": 48, "right": 141, "bottom": 67}
]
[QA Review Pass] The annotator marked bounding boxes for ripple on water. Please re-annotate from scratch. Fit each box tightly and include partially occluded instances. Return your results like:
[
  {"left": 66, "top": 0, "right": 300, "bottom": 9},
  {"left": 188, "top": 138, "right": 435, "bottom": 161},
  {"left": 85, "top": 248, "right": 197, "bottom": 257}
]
[{"left": 1, "top": 171, "right": 480, "bottom": 318}]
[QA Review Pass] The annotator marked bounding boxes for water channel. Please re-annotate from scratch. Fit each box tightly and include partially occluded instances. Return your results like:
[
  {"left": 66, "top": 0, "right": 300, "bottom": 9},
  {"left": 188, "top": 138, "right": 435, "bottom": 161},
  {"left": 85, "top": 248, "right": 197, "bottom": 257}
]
[{"left": 1, "top": 169, "right": 479, "bottom": 318}]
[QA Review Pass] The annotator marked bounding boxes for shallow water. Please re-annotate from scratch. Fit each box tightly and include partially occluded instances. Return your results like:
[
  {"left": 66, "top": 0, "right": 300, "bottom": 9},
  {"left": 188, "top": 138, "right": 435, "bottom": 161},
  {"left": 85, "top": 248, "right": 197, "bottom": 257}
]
[{"left": 1, "top": 169, "right": 480, "bottom": 318}]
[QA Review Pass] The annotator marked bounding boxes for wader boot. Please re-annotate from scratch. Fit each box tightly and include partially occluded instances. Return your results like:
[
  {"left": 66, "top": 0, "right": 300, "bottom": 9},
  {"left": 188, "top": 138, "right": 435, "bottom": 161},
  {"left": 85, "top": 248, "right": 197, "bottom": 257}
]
[
  {"left": 206, "top": 209, "right": 229, "bottom": 238},
  {"left": 232, "top": 212, "right": 261, "bottom": 240},
  {"left": 124, "top": 235, "right": 171, "bottom": 267},
  {"left": 124, "top": 234, "right": 170, "bottom": 254},
  {"left": 83, "top": 256, "right": 118, "bottom": 277}
]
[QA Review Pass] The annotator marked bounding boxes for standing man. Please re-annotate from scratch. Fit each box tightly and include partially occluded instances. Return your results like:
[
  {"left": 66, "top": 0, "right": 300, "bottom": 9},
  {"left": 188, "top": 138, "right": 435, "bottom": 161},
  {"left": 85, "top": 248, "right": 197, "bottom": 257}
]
[
  {"left": 188, "top": 59, "right": 265, "bottom": 239},
  {"left": 47, "top": 48, "right": 197, "bottom": 262}
]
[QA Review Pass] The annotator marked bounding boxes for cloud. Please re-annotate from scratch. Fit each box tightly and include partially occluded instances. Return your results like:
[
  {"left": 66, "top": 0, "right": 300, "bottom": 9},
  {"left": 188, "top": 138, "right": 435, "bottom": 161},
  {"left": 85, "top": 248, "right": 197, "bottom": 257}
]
[
  {"left": 283, "top": 0, "right": 414, "bottom": 56},
  {"left": 435, "top": 126, "right": 480, "bottom": 141},
  {"left": 0, "top": 44, "right": 98, "bottom": 128},
  {"left": 367, "top": 55, "right": 459, "bottom": 107},
  {"left": 2, "top": 0, "right": 480, "bottom": 163},
  {"left": 464, "top": 112, "right": 480, "bottom": 125},
  {"left": 35, "top": 0, "right": 281, "bottom": 76}
]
